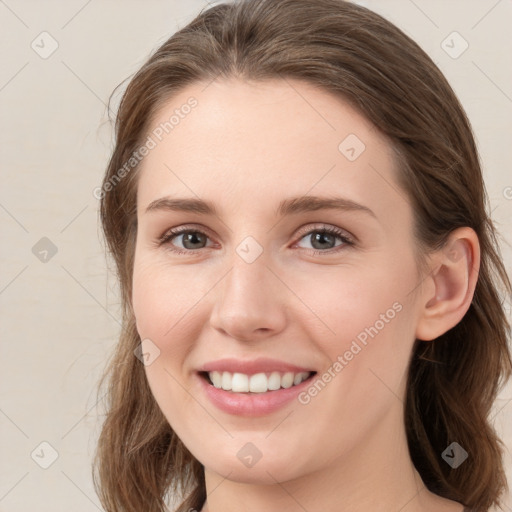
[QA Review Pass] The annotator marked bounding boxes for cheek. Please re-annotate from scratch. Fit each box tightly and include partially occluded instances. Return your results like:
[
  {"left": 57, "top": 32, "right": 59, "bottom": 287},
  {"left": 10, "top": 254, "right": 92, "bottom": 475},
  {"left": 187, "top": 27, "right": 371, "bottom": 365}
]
[
  {"left": 283, "top": 262, "right": 409, "bottom": 343},
  {"left": 287, "top": 262, "right": 417, "bottom": 397},
  {"left": 132, "top": 261, "right": 207, "bottom": 429},
  {"left": 132, "top": 259, "right": 212, "bottom": 341},
  {"left": 292, "top": 276, "right": 414, "bottom": 452}
]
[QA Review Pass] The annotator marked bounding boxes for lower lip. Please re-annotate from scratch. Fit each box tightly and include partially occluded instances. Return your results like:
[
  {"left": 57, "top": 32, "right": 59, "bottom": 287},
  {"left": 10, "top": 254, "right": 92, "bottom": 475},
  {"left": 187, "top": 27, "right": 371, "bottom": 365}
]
[{"left": 196, "top": 372, "right": 315, "bottom": 417}]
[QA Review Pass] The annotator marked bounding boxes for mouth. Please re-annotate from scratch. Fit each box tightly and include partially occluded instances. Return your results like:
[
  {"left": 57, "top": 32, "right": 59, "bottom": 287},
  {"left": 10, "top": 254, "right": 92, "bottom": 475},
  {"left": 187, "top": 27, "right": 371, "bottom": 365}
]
[{"left": 198, "top": 370, "right": 318, "bottom": 394}]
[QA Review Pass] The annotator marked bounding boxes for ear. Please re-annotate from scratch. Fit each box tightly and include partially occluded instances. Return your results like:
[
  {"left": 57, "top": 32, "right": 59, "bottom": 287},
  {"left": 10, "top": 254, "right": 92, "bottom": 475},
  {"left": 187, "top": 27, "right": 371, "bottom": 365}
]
[{"left": 415, "top": 227, "right": 480, "bottom": 341}]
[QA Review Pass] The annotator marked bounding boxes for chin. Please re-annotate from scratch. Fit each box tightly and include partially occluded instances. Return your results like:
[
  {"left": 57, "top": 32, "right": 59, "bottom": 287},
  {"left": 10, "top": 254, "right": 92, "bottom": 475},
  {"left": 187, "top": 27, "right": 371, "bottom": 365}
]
[{"left": 201, "top": 448, "right": 308, "bottom": 485}]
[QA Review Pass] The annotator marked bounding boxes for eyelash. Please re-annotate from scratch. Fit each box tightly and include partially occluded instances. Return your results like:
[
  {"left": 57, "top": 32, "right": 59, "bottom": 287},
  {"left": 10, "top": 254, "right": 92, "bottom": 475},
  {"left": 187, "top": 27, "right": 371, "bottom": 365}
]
[{"left": 156, "top": 224, "right": 355, "bottom": 257}]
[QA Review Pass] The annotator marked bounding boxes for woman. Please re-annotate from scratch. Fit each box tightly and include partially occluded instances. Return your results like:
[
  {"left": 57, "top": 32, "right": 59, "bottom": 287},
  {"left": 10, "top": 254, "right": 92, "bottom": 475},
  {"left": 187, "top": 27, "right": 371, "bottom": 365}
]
[{"left": 92, "top": 1, "right": 512, "bottom": 511}]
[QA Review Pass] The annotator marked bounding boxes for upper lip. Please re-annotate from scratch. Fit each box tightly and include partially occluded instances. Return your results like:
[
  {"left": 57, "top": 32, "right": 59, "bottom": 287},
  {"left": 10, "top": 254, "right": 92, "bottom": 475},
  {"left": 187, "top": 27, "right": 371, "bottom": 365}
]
[{"left": 197, "top": 357, "right": 315, "bottom": 376}]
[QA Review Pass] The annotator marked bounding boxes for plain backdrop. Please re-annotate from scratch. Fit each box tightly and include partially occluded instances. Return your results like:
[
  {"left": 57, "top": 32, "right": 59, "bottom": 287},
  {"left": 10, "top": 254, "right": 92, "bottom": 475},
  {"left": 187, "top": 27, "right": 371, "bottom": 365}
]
[{"left": 0, "top": 1, "right": 511, "bottom": 511}]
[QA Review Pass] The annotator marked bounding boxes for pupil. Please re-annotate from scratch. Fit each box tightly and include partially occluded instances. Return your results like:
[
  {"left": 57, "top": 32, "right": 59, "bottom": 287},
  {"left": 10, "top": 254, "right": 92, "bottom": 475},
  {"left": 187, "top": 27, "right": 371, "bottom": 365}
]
[
  {"left": 312, "top": 232, "right": 334, "bottom": 249},
  {"left": 184, "top": 232, "right": 205, "bottom": 249}
]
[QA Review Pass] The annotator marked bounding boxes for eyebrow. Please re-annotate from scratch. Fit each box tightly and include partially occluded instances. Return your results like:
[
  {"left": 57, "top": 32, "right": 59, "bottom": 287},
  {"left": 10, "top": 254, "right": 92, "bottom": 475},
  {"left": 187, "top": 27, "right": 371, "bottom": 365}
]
[{"left": 144, "top": 195, "right": 376, "bottom": 219}]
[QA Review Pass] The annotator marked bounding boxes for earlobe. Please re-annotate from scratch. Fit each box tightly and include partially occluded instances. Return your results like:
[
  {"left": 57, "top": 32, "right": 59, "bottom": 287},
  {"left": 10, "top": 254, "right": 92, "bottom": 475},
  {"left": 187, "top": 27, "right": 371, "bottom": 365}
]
[{"left": 415, "top": 228, "right": 480, "bottom": 341}]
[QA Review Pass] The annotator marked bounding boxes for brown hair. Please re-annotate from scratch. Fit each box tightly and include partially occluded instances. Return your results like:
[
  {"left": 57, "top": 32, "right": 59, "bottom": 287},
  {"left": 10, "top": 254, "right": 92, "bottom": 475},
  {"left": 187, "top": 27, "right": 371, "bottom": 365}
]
[{"left": 92, "top": 1, "right": 512, "bottom": 511}]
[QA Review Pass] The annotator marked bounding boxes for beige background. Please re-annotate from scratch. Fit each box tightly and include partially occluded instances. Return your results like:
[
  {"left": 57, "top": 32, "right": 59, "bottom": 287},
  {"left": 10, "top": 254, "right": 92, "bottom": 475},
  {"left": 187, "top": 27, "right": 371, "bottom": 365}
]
[{"left": 0, "top": 1, "right": 511, "bottom": 511}]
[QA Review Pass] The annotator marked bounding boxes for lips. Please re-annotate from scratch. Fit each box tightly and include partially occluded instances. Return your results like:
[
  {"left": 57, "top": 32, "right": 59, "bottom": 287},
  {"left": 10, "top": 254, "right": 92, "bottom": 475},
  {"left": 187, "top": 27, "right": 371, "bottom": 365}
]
[{"left": 196, "top": 368, "right": 317, "bottom": 416}]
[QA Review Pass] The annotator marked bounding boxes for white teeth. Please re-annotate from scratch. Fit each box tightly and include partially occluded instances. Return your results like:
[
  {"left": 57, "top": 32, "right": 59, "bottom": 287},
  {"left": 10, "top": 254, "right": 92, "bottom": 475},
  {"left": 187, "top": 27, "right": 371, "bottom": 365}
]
[
  {"left": 232, "top": 372, "right": 249, "bottom": 392},
  {"left": 268, "top": 371, "right": 281, "bottom": 391},
  {"left": 207, "top": 370, "right": 311, "bottom": 393},
  {"left": 293, "top": 373, "right": 304, "bottom": 386},
  {"left": 221, "top": 371, "right": 232, "bottom": 390},
  {"left": 249, "top": 373, "right": 267, "bottom": 393}
]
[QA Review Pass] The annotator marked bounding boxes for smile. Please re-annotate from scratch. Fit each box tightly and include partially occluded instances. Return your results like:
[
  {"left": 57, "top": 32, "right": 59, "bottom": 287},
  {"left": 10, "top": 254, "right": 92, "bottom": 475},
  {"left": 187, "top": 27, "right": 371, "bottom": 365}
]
[
  {"left": 196, "top": 370, "right": 318, "bottom": 416},
  {"left": 203, "top": 370, "right": 314, "bottom": 393}
]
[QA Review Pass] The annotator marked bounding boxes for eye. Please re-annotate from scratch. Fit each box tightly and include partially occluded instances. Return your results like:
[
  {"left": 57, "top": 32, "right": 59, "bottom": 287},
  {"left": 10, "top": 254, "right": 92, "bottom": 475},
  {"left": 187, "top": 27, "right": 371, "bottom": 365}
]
[
  {"left": 294, "top": 224, "right": 354, "bottom": 255},
  {"left": 157, "top": 226, "right": 213, "bottom": 255},
  {"left": 156, "top": 223, "right": 355, "bottom": 256}
]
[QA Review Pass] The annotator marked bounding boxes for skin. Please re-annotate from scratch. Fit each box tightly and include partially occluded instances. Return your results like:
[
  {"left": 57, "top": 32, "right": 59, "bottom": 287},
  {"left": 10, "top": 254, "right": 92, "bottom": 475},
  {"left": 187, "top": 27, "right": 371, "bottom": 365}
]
[{"left": 131, "top": 78, "right": 479, "bottom": 512}]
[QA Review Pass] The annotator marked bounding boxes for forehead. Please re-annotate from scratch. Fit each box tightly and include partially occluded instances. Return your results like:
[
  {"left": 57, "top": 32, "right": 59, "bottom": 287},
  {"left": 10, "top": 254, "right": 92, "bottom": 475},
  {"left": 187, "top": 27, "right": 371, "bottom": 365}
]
[{"left": 136, "top": 78, "right": 408, "bottom": 225}]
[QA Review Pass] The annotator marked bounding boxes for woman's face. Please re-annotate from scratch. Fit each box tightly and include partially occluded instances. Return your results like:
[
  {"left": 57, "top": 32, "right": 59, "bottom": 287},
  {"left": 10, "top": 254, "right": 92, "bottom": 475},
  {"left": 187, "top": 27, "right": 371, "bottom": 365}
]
[{"left": 132, "top": 78, "right": 427, "bottom": 483}]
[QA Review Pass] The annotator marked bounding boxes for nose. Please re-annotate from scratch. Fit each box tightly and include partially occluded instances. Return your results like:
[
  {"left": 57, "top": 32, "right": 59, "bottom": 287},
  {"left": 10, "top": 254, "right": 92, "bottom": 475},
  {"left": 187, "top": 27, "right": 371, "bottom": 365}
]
[{"left": 209, "top": 254, "right": 287, "bottom": 342}]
